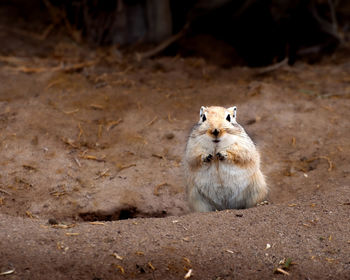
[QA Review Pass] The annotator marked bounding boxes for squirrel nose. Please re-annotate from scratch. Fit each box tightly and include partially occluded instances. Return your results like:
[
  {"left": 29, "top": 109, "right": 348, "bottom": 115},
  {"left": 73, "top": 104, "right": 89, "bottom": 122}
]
[{"left": 211, "top": 129, "right": 220, "bottom": 137}]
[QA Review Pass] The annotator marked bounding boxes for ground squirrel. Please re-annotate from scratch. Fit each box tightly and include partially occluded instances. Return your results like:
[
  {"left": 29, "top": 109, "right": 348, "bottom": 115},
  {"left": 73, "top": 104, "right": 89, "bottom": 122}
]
[{"left": 184, "top": 106, "right": 268, "bottom": 212}]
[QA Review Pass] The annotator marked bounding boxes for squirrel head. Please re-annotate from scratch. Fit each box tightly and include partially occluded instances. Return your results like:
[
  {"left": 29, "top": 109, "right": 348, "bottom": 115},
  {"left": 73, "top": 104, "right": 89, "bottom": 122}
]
[{"left": 197, "top": 106, "right": 241, "bottom": 141}]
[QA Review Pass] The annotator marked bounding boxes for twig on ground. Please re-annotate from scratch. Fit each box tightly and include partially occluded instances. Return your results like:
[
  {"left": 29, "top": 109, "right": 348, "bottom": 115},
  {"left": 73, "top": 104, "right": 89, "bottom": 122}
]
[
  {"left": 136, "top": 23, "right": 189, "bottom": 61},
  {"left": 256, "top": 58, "right": 288, "bottom": 75},
  {"left": 152, "top": 153, "right": 165, "bottom": 160}
]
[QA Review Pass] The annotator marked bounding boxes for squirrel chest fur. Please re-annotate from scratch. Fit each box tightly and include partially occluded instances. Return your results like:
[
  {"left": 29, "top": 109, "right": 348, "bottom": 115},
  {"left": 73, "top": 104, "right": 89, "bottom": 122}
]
[{"left": 184, "top": 106, "right": 268, "bottom": 212}]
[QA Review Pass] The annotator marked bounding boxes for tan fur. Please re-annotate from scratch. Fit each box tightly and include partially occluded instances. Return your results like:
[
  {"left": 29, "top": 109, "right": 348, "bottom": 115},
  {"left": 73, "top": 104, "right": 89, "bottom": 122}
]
[{"left": 184, "top": 106, "right": 268, "bottom": 212}]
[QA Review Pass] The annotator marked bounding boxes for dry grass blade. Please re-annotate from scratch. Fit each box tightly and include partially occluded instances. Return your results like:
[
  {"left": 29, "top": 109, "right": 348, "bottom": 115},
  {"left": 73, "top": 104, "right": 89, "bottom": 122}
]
[
  {"left": 112, "top": 253, "right": 124, "bottom": 260},
  {"left": 89, "top": 221, "right": 106, "bottom": 226},
  {"left": 98, "top": 124, "right": 103, "bottom": 138},
  {"left": 307, "top": 156, "right": 333, "bottom": 171},
  {"left": 63, "top": 108, "right": 79, "bottom": 114},
  {"left": 52, "top": 224, "right": 76, "bottom": 229},
  {"left": 46, "top": 80, "right": 63, "bottom": 90},
  {"left": 0, "top": 269, "right": 15, "bottom": 276},
  {"left": 184, "top": 268, "right": 193, "bottom": 279},
  {"left": 80, "top": 154, "right": 106, "bottom": 162},
  {"left": 16, "top": 66, "right": 50, "bottom": 73},
  {"left": 275, "top": 267, "right": 290, "bottom": 276},
  {"left": 168, "top": 112, "right": 174, "bottom": 123},
  {"left": 65, "top": 232, "right": 79, "bottom": 236},
  {"left": 291, "top": 136, "right": 296, "bottom": 146},
  {"left": 115, "top": 265, "right": 125, "bottom": 274},
  {"left": 50, "top": 190, "right": 66, "bottom": 197},
  {"left": 256, "top": 58, "right": 288, "bottom": 75},
  {"left": 107, "top": 119, "right": 123, "bottom": 131},
  {"left": 89, "top": 104, "right": 104, "bottom": 110},
  {"left": 25, "top": 211, "right": 34, "bottom": 218},
  {"left": 116, "top": 163, "right": 136, "bottom": 171},
  {"left": 12, "top": 61, "right": 96, "bottom": 74},
  {"left": 78, "top": 123, "right": 84, "bottom": 140},
  {"left": 318, "top": 156, "right": 333, "bottom": 171},
  {"left": 94, "top": 169, "right": 110, "bottom": 179},
  {"left": 74, "top": 157, "right": 81, "bottom": 167},
  {"left": 146, "top": 116, "right": 158, "bottom": 126},
  {"left": 61, "top": 61, "right": 95, "bottom": 73},
  {"left": 0, "top": 188, "right": 12, "bottom": 195}
]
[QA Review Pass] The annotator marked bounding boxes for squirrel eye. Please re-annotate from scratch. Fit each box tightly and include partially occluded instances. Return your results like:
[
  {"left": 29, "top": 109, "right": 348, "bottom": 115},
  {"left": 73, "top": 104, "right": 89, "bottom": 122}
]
[
  {"left": 202, "top": 114, "right": 206, "bottom": 122},
  {"left": 226, "top": 114, "right": 231, "bottom": 122}
]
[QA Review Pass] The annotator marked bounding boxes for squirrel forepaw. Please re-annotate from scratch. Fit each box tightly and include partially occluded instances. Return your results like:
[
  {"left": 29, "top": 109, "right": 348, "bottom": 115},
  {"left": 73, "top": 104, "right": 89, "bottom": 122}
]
[
  {"left": 216, "top": 151, "right": 228, "bottom": 160},
  {"left": 202, "top": 154, "right": 213, "bottom": 163}
]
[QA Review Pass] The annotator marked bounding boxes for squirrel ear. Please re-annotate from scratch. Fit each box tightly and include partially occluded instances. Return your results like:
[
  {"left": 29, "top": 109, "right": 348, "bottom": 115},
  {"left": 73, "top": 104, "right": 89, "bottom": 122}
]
[
  {"left": 228, "top": 106, "right": 237, "bottom": 119},
  {"left": 200, "top": 106, "right": 207, "bottom": 116}
]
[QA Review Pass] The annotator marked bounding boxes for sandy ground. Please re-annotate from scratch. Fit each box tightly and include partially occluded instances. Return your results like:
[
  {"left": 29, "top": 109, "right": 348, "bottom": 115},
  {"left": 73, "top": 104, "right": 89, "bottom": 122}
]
[{"left": 0, "top": 19, "right": 350, "bottom": 279}]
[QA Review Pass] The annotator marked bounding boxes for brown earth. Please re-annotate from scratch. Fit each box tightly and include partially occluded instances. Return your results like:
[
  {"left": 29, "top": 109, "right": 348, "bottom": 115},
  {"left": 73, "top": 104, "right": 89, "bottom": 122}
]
[{"left": 0, "top": 19, "right": 350, "bottom": 279}]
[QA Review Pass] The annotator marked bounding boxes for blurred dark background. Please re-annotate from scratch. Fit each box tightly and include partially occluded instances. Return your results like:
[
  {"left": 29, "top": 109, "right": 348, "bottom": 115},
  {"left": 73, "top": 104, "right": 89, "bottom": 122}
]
[{"left": 0, "top": 0, "right": 350, "bottom": 66}]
